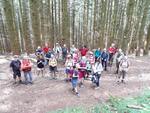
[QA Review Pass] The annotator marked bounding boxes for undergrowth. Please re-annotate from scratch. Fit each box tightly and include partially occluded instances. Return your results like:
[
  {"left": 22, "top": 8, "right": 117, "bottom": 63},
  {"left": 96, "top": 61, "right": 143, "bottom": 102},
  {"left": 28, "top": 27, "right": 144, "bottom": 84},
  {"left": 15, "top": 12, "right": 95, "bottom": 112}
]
[{"left": 49, "top": 90, "right": 150, "bottom": 113}]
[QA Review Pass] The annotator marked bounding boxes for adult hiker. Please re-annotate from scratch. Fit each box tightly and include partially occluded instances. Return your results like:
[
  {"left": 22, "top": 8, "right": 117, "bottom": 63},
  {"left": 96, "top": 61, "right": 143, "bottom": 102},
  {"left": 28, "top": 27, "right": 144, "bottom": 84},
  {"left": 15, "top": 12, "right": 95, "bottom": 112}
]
[
  {"left": 108, "top": 43, "right": 117, "bottom": 66},
  {"left": 49, "top": 54, "right": 57, "bottom": 79},
  {"left": 21, "top": 56, "right": 33, "bottom": 84},
  {"left": 101, "top": 48, "right": 109, "bottom": 71},
  {"left": 118, "top": 55, "right": 129, "bottom": 83},
  {"left": 94, "top": 48, "right": 101, "bottom": 61},
  {"left": 43, "top": 43, "right": 50, "bottom": 54},
  {"left": 92, "top": 57, "right": 103, "bottom": 89},
  {"left": 53, "top": 43, "right": 62, "bottom": 60},
  {"left": 37, "top": 55, "right": 45, "bottom": 77},
  {"left": 115, "top": 49, "right": 124, "bottom": 74},
  {"left": 10, "top": 55, "right": 22, "bottom": 84},
  {"left": 35, "top": 46, "right": 43, "bottom": 57},
  {"left": 62, "top": 44, "right": 68, "bottom": 63},
  {"left": 79, "top": 45, "right": 89, "bottom": 57},
  {"left": 70, "top": 44, "right": 77, "bottom": 56}
]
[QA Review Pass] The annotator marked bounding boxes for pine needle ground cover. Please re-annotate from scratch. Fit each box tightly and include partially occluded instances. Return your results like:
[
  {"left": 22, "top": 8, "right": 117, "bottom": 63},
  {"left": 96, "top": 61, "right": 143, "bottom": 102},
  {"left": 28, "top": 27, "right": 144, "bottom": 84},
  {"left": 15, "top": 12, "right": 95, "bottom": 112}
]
[{"left": 50, "top": 90, "right": 150, "bottom": 113}]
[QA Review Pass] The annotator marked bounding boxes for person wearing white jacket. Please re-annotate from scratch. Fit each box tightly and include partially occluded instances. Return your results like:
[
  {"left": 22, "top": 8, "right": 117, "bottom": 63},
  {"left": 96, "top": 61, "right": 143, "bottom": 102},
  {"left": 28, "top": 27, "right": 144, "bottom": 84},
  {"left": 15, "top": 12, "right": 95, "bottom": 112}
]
[{"left": 92, "top": 58, "right": 103, "bottom": 89}]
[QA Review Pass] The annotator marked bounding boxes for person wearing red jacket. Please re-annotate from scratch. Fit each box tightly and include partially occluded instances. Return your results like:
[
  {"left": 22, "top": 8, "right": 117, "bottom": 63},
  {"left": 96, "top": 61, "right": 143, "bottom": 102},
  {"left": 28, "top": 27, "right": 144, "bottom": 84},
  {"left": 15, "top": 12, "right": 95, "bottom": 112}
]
[
  {"left": 43, "top": 43, "right": 50, "bottom": 54},
  {"left": 108, "top": 43, "right": 117, "bottom": 65},
  {"left": 79, "top": 45, "right": 89, "bottom": 57}
]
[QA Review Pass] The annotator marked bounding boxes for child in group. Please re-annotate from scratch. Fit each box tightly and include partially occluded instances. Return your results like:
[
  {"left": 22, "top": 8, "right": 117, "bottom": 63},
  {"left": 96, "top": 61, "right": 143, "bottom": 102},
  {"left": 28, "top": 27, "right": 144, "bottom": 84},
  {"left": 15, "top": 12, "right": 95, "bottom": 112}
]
[
  {"left": 37, "top": 55, "right": 45, "bottom": 77},
  {"left": 10, "top": 55, "right": 22, "bottom": 84},
  {"left": 65, "top": 54, "right": 74, "bottom": 82},
  {"left": 49, "top": 54, "right": 57, "bottom": 79},
  {"left": 101, "top": 48, "right": 109, "bottom": 71},
  {"left": 62, "top": 44, "right": 68, "bottom": 63},
  {"left": 92, "top": 57, "right": 103, "bottom": 89},
  {"left": 118, "top": 56, "right": 129, "bottom": 83},
  {"left": 78, "top": 56, "right": 87, "bottom": 87},
  {"left": 70, "top": 66, "right": 79, "bottom": 96},
  {"left": 21, "top": 56, "right": 33, "bottom": 84}
]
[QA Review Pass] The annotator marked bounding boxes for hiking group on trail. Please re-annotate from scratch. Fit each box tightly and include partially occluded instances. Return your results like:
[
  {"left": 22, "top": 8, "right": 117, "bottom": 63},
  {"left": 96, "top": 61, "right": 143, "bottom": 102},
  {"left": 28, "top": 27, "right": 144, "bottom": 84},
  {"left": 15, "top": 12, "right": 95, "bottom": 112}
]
[{"left": 10, "top": 43, "right": 130, "bottom": 97}]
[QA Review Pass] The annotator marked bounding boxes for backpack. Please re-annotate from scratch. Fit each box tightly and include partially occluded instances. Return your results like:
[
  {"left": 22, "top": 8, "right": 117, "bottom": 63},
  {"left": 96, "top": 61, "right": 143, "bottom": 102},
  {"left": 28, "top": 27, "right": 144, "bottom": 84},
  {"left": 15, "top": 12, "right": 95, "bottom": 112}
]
[{"left": 121, "top": 60, "right": 129, "bottom": 68}]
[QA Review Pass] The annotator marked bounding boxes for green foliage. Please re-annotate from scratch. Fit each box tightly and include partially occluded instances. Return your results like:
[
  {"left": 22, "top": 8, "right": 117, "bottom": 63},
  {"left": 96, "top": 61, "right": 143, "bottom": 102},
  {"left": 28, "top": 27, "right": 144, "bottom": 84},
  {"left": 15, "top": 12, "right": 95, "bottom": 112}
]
[{"left": 50, "top": 90, "right": 150, "bottom": 113}]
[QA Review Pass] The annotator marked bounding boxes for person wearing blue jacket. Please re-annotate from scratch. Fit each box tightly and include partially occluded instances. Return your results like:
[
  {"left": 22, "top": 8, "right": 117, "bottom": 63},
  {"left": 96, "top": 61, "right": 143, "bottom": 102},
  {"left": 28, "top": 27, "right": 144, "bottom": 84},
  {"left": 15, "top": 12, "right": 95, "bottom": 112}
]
[
  {"left": 101, "top": 48, "right": 109, "bottom": 71},
  {"left": 94, "top": 48, "right": 101, "bottom": 61}
]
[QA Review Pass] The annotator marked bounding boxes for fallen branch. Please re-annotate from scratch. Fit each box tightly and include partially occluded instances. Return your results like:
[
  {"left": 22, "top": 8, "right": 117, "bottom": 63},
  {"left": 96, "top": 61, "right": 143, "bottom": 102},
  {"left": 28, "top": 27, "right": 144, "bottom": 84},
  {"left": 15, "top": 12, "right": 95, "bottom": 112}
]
[{"left": 127, "top": 105, "right": 143, "bottom": 109}]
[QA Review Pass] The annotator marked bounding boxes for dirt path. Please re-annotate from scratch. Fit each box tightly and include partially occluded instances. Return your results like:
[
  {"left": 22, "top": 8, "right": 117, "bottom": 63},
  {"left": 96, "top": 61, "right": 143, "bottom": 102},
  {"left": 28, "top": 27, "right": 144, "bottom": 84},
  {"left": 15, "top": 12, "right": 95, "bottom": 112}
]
[{"left": 0, "top": 56, "right": 150, "bottom": 113}]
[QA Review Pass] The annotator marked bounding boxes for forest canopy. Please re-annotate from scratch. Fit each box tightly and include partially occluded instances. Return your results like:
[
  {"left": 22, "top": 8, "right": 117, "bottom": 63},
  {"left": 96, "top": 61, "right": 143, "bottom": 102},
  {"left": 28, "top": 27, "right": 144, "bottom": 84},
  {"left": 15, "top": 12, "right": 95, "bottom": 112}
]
[{"left": 0, "top": 0, "right": 150, "bottom": 55}]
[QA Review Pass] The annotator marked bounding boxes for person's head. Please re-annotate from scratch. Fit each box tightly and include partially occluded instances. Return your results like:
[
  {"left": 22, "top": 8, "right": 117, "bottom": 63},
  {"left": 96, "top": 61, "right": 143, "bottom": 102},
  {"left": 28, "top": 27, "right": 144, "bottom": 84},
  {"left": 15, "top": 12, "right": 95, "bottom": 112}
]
[
  {"left": 14, "top": 55, "right": 19, "bottom": 60},
  {"left": 51, "top": 54, "right": 55, "bottom": 59},
  {"left": 118, "top": 48, "right": 122, "bottom": 53},
  {"left": 98, "top": 48, "right": 100, "bottom": 50},
  {"left": 83, "top": 45, "right": 87, "bottom": 48},
  {"left": 86, "top": 60, "right": 90, "bottom": 64},
  {"left": 89, "top": 51, "right": 93, "bottom": 56},
  {"left": 56, "top": 43, "right": 59, "bottom": 47},
  {"left": 45, "top": 43, "right": 48, "bottom": 47},
  {"left": 81, "top": 56, "right": 86, "bottom": 62},
  {"left": 111, "top": 43, "right": 115, "bottom": 47},
  {"left": 72, "top": 44, "right": 75, "bottom": 48},
  {"left": 103, "top": 48, "right": 107, "bottom": 52},
  {"left": 67, "top": 54, "right": 71, "bottom": 59},
  {"left": 23, "top": 55, "right": 29, "bottom": 60},
  {"left": 64, "top": 44, "right": 66, "bottom": 47},
  {"left": 37, "top": 46, "right": 41, "bottom": 49}
]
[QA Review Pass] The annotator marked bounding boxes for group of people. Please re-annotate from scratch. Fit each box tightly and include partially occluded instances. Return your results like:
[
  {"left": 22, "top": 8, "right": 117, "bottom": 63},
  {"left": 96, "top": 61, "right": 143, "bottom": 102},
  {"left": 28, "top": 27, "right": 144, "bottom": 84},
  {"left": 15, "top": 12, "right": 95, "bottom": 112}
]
[{"left": 10, "top": 43, "right": 129, "bottom": 96}]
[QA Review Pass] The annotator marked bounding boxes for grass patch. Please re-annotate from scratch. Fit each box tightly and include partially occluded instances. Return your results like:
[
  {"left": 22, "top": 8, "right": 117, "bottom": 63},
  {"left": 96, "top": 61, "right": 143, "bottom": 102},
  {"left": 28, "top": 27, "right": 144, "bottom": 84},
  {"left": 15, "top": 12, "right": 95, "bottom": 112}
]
[{"left": 49, "top": 90, "right": 150, "bottom": 113}]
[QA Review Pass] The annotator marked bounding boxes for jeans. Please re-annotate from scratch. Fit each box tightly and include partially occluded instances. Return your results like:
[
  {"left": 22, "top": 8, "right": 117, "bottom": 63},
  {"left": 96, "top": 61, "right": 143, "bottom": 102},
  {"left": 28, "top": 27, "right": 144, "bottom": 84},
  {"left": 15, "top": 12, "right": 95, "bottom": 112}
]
[{"left": 24, "top": 71, "right": 32, "bottom": 83}]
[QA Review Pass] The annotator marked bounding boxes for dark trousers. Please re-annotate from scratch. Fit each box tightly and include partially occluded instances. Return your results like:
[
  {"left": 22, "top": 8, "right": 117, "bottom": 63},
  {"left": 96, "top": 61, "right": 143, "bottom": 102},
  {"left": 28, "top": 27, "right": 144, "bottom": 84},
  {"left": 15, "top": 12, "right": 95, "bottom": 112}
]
[
  {"left": 116, "top": 62, "right": 120, "bottom": 74},
  {"left": 119, "top": 70, "right": 126, "bottom": 80},
  {"left": 102, "top": 60, "right": 107, "bottom": 71},
  {"left": 96, "top": 74, "right": 101, "bottom": 87}
]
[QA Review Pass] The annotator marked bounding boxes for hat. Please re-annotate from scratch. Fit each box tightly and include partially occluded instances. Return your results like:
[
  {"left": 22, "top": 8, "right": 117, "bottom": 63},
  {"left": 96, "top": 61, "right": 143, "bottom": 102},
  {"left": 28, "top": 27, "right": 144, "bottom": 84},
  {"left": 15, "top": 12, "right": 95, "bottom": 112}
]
[
  {"left": 103, "top": 48, "right": 107, "bottom": 51},
  {"left": 89, "top": 51, "right": 93, "bottom": 54},
  {"left": 14, "top": 55, "right": 19, "bottom": 58},
  {"left": 118, "top": 49, "right": 122, "bottom": 52},
  {"left": 37, "top": 46, "right": 41, "bottom": 49},
  {"left": 23, "top": 55, "right": 29, "bottom": 59}
]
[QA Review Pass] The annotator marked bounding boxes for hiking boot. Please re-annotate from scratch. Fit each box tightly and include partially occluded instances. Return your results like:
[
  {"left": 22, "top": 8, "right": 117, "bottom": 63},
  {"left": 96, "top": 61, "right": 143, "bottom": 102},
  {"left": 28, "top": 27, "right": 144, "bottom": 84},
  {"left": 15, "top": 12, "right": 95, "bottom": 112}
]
[
  {"left": 29, "top": 82, "right": 33, "bottom": 84},
  {"left": 13, "top": 81, "right": 17, "bottom": 85},
  {"left": 121, "top": 80, "right": 125, "bottom": 84},
  {"left": 19, "top": 80, "right": 22, "bottom": 84},
  {"left": 76, "top": 92, "right": 79, "bottom": 97}
]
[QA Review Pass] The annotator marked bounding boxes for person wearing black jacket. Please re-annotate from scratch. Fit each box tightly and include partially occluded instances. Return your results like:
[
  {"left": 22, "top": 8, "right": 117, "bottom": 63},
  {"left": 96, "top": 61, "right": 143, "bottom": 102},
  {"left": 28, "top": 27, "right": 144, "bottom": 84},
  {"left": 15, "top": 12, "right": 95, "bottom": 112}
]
[{"left": 10, "top": 55, "right": 22, "bottom": 84}]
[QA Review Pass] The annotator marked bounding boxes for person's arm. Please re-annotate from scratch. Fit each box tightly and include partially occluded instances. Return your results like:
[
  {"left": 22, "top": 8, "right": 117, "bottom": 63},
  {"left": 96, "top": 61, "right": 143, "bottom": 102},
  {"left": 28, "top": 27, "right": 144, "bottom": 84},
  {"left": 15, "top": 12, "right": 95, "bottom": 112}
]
[{"left": 10, "top": 61, "right": 13, "bottom": 68}]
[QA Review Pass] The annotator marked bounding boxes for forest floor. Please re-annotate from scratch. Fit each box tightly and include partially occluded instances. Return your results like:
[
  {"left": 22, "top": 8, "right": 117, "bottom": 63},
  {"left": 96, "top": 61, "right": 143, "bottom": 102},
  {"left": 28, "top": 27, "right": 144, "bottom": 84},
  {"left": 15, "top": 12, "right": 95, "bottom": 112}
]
[{"left": 0, "top": 55, "right": 150, "bottom": 113}]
